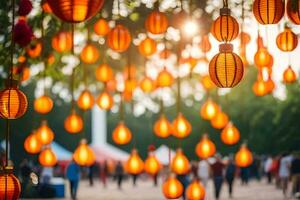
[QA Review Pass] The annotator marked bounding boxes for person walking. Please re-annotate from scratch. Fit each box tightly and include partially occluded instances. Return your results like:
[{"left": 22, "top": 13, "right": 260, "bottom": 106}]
[
  {"left": 100, "top": 161, "right": 109, "bottom": 188},
  {"left": 211, "top": 154, "right": 225, "bottom": 200},
  {"left": 279, "top": 153, "right": 293, "bottom": 197},
  {"left": 198, "top": 159, "right": 210, "bottom": 187},
  {"left": 291, "top": 153, "right": 300, "bottom": 198},
  {"left": 264, "top": 156, "right": 273, "bottom": 184},
  {"left": 66, "top": 160, "right": 81, "bottom": 200},
  {"left": 177, "top": 174, "right": 190, "bottom": 200},
  {"left": 225, "top": 158, "right": 236, "bottom": 198},
  {"left": 115, "top": 161, "right": 124, "bottom": 189}
]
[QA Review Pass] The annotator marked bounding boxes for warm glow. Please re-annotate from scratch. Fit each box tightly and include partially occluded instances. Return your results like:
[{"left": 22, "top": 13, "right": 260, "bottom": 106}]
[
  {"left": 186, "top": 180, "right": 206, "bottom": 200},
  {"left": 64, "top": 110, "right": 83, "bottom": 134},
  {"left": 95, "top": 64, "right": 114, "bottom": 83},
  {"left": 51, "top": 31, "right": 72, "bottom": 53},
  {"left": 157, "top": 68, "right": 174, "bottom": 88},
  {"left": 196, "top": 134, "right": 216, "bottom": 159},
  {"left": 221, "top": 122, "right": 240, "bottom": 145},
  {"left": 162, "top": 175, "right": 183, "bottom": 199},
  {"left": 73, "top": 140, "right": 96, "bottom": 167},
  {"left": 211, "top": 111, "right": 229, "bottom": 129},
  {"left": 235, "top": 145, "right": 253, "bottom": 168},
  {"left": 125, "top": 149, "right": 144, "bottom": 175},
  {"left": 80, "top": 43, "right": 100, "bottom": 64},
  {"left": 140, "top": 76, "right": 156, "bottom": 93},
  {"left": 200, "top": 99, "right": 219, "bottom": 120},
  {"left": 183, "top": 20, "right": 198, "bottom": 37},
  {"left": 94, "top": 18, "right": 110, "bottom": 36},
  {"left": 283, "top": 66, "right": 297, "bottom": 84},
  {"left": 112, "top": 121, "right": 132, "bottom": 145},
  {"left": 96, "top": 90, "right": 114, "bottom": 110},
  {"left": 124, "top": 79, "right": 137, "bottom": 93},
  {"left": 77, "top": 90, "right": 95, "bottom": 110},
  {"left": 153, "top": 114, "right": 172, "bottom": 138},
  {"left": 145, "top": 152, "right": 161, "bottom": 175},
  {"left": 34, "top": 95, "right": 53, "bottom": 114},
  {"left": 138, "top": 37, "right": 157, "bottom": 57},
  {"left": 39, "top": 147, "right": 57, "bottom": 167},
  {"left": 24, "top": 131, "right": 42, "bottom": 154},
  {"left": 0, "top": 169, "right": 21, "bottom": 200},
  {"left": 172, "top": 113, "right": 192, "bottom": 139},
  {"left": 254, "top": 47, "right": 271, "bottom": 68},
  {"left": 201, "top": 75, "right": 215, "bottom": 90},
  {"left": 36, "top": 120, "right": 55, "bottom": 145},
  {"left": 252, "top": 79, "right": 268, "bottom": 97},
  {"left": 26, "top": 41, "right": 42, "bottom": 58},
  {"left": 171, "top": 149, "right": 190, "bottom": 175}
]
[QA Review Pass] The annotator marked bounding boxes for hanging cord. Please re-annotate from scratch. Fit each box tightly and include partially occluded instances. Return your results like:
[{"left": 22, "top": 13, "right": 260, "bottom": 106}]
[
  {"left": 70, "top": 24, "right": 76, "bottom": 109},
  {"left": 41, "top": 10, "right": 48, "bottom": 96},
  {"left": 223, "top": 0, "right": 228, "bottom": 7},
  {"left": 176, "top": 36, "right": 183, "bottom": 114},
  {"left": 119, "top": 93, "right": 124, "bottom": 121}
]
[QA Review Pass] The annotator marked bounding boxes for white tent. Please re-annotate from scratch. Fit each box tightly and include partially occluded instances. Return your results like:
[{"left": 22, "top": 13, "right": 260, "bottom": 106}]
[{"left": 154, "top": 145, "right": 176, "bottom": 165}]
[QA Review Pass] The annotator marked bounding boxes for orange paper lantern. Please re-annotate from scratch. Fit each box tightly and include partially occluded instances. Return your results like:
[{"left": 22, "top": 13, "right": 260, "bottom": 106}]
[
  {"left": 172, "top": 113, "right": 192, "bottom": 139},
  {"left": 283, "top": 66, "right": 297, "bottom": 84},
  {"left": 34, "top": 95, "right": 53, "bottom": 114},
  {"left": 196, "top": 134, "right": 216, "bottom": 159},
  {"left": 209, "top": 43, "right": 244, "bottom": 88},
  {"left": 153, "top": 114, "right": 172, "bottom": 138},
  {"left": 253, "top": 0, "right": 284, "bottom": 25},
  {"left": 138, "top": 37, "right": 157, "bottom": 57},
  {"left": 73, "top": 139, "right": 96, "bottom": 167},
  {"left": 36, "top": 120, "right": 55, "bottom": 145},
  {"left": 157, "top": 68, "right": 174, "bottom": 88},
  {"left": 186, "top": 180, "right": 206, "bottom": 200},
  {"left": 145, "top": 152, "right": 161, "bottom": 175},
  {"left": 80, "top": 43, "right": 100, "bottom": 64},
  {"left": 107, "top": 24, "right": 131, "bottom": 53},
  {"left": 140, "top": 76, "right": 156, "bottom": 93},
  {"left": 94, "top": 18, "right": 110, "bottom": 36},
  {"left": 145, "top": 11, "right": 168, "bottom": 35},
  {"left": 77, "top": 89, "right": 94, "bottom": 110},
  {"left": 252, "top": 77, "right": 268, "bottom": 97},
  {"left": 96, "top": 90, "right": 114, "bottom": 110},
  {"left": 52, "top": 31, "right": 72, "bottom": 53},
  {"left": 24, "top": 131, "right": 42, "bottom": 154},
  {"left": 211, "top": 111, "right": 229, "bottom": 129},
  {"left": 112, "top": 121, "right": 132, "bottom": 145},
  {"left": 0, "top": 167, "right": 21, "bottom": 200},
  {"left": 200, "top": 99, "right": 219, "bottom": 120},
  {"left": 0, "top": 82, "right": 28, "bottom": 119},
  {"left": 254, "top": 47, "right": 272, "bottom": 68},
  {"left": 199, "top": 35, "right": 212, "bottom": 53},
  {"left": 287, "top": 0, "right": 300, "bottom": 25},
  {"left": 39, "top": 147, "right": 57, "bottom": 167},
  {"left": 276, "top": 27, "right": 298, "bottom": 52},
  {"left": 47, "top": 0, "right": 105, "bottom": 23},
  {"left": 240, "top": 32, "right": 251, "bottom": 45},
  {"left": 64, "top": 109, "right": 83, "bottom": 134},
  {"left": 125, "top": 149, "right": 144, "bottom": 175},
  {"left": 235, "top": 144, "right": 253, "bottom": 168},
  {"left": 95, "top": 64, "right": 114, "bottom": 83},
  {"left": 124, "top": 79, "right": 137, "bottom": 93},
  {"left": 162, "top": 175, "right": 183, "bottom": 199},
  {"left": 171, "top": 149, "right": 190, "bottom": 175},
  {"left": 221, "top": 122, "right": 240, "bottom": 145},
  {"left": 26, "top": 41, "right": 42, "bottom": 58},
  {"left": 12, "top": 66, "right": 30, "bottom": 82},
  {"left": 201, "top": 75, "right": 215, "bottom": 90}
]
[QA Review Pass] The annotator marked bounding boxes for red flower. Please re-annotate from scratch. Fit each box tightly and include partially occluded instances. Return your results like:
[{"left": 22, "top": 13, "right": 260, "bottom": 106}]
[
  {"left": 18, "top": 0, "right": 33, "bottom": 16},
  {"left": 13, "top": 19, "right": 33, "bottom": 47}
]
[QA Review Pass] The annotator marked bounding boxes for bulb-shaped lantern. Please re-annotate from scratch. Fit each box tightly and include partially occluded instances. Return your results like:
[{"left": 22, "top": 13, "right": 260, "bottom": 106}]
[
  {"left": 283, "top": 66, "right": 297, "bottom": 84},
  {"left": 154, "top": 114, "right": 172, "bottom": 138},
  {"left": 276, "top": 27, "right": 298, "bottom": 52},
  {"left": 36, "top": 120, "right": 55, "bottom": 145},
  {"left": 77, "top": 89, "right": 94, "bottom": 111},
  {"left": 0, "top": 167, "right": 21, "bottom": 200},
  {"left": 125, "top": 149, "right": 144, "bottom": 175},
  {"left": 34, "top": 95, "right": 53, "bottom": 114},
  {"left": 252, "top": 78, "right": 268, "bottom": 97},
  {"left": 26, "top": 41, "right": 42, "bottom": 58},
  {"left": 80, "top": 43, "right": 100, "bottom": 64},
  {"left": 171, "top": 149, "right": 190, "bottom": 175},
  {"left": 186, "top": 179, "right": 206, "bottom": 200},
  {"left": 162, "top": 174, "right": 183, "bottom": 199},
  {"left": 112, "top": 121, "right": 132, "bottom": 145},
  {"left": 254, "top": 47, "right": 271, "bottom": 68},
  {"left": 140, "top": 76, "right": 156, "bottom": 93},
  {"left": 96, "top": 90, "right": 114, "bottom": 110},
  {"left": 95, "top": 64, "right": 114, "bottom": 83},
  {"left": 211, "top": 111, "right": 229, "bottom": 129},
  {"left": 172, "top": 113, "right": 192, "bottom": 139},
  {"left": 199, "top": 35, "right": 212, "bottom": 53},
  {"left": 201, "top": 75, "right": 215, "bottom": 91},
  {"left": 145, "top": 151, "right": 161, "bottom": 175},
  {"left": 0, "top": 81, "right": 28, "bottom": 119},
  {"left": 157, "top": 68, "right": 174, "bottom": 88},
  {"left": 73, "top": 139, "right": 96, "bottom": 167},
  {"left": 221, "top": 122, "right": 240, "bottom": 145},
  {"left": 51, "top": 31, "right": 72, "bottom": 53},
  {"left": 235, "top": 144, "right": 253, "bottom": 168},
  {"left": 200, "top": 99, "right": 219, "bottom": 120},
  {"left": 94, "top": 18, "right": 110, "bottom": 36},
  {"left": 196, "top": 134, "right": 216, "bottom": 159},
  {"left": 64, "top": 109, "right": 83, "bottom": 134},
  {"left": 107, "top": 24, "right": 131, "bottom": 53},
  {"left": 138, "top": 37, "right": 157, "bottom": 57},
  {"left": 24, "top": 131, "right": 42, "bottom": 154},
  {"left": 39, "top": 147, "right": 57, "bottom": 167},
  {"left": 145, "top": 11, "right": 168, "bottom": 35}
]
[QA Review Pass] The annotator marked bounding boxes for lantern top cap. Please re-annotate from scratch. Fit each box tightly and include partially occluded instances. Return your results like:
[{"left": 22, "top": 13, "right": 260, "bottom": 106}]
[
  {"left": 5, "top": 79, "right": 19, "bottom": 88},
  {"left": 220, "top": 7, "right": 231, "bottom": 15},
  {"left": 80, "top": 139, "right": 87, "bottom": 145},
  {"left": 0, "top": 166, "right": 14, "bottom": 174},
  {"left": 219, "top": 43, "right": 233, "bottom": 53}
]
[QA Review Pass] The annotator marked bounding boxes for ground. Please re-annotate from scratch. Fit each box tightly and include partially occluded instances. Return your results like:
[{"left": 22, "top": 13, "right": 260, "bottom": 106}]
[{"left": 63, "top": 178, "right": 287, "bottom": 200}]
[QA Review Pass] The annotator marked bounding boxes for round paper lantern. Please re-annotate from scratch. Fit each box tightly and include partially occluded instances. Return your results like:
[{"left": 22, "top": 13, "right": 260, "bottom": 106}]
[
  {"left": 0, "top": 81, "right": 28, "bottom": 119},
  {"left": 235, "top": 144, "right": 253, "bottom": 168},
  {"left": 140, "top": 76, "right": 156, "bottom": 93},
  {"left": 124, "top": 79, "right": 137, "bottom": 93},
  {"left": 283, "top": 66, "right": 297, "bottom": 83},
  {"left": 172, "top": 113, "right": 192, "bottom": 139},
  {"left": 77, "top": 89, "right": 94, "bottom": 111},
  {"left": 52, "top": 31, "right": 72, "bottom": 53},
  {"left": 266, "top": 77, "right": 275, "bottom": 94},
  {"left": 36, "top": 120, "right": 54, "bottom": 145},
  {"left": 196, "top": 134, "right": 216, "bottom": 159},
  {"left": 138, "top": 37, "right": 157, "bottom": 57},
  {"left": 211, "top": 7, "right": 239, "bottom": 42},
  {"left": 145, "top": 11, "right": 168, "bottom": 35},
  {"left": 253, "top": 0, "right": 284, "bottom": 25},
  {"left": 145, "top": 152, "right": 161, "bottom": 175},
  {"left": 95, "top": 63, "right": 114, "bottom": 83},
  {"left": 199, "top": 35, "right": 212, "bottom": 53},
  {"left": 125, "top": 149, "right": 144, "bottom": 175},
  {"left": 171, "top": 149, "right": 190, "bottom": 175},
  {"left": 73, "top": 139, "right": 96, "bottom": 167},
  {"left": 94, "top": 18, "right": 110, "bottom": 36},
  {"left": 96, "top": 90, "right": 113, "bottom": 110},
  {"left": 201, "top": 75, "right": 215, "bottom": 90},
  {"left": 107, "top": 24, "right": 131, "bottom": 53},
  {"left": 0, "top": 167, "right": 21, "bottom": 200},
  {"left": 112, "top": 121, "right": 132, "bottom": 145},
  {"left": 211, "top": 111, "right": 229, "bottom": 129},
  {"left": 209, "top": 43, "right": 244, "bottom": 88},
  {"left": 254, "top": 47, "right": 271, "bottom": 68},
  {"left": 24, "top": 131, "right": 42, "bottom": 154},
  {"left": 186, "top": 180, "right": 206, "bottom": 200},
  {"left": 287, "top": 0, "right": 300, "bottom": 24},
  {"left": 80, "top": 43, "right": 100, "bottom": 64},
  {"left": 162, "top": 174, "right": 183, "bottom": 199},
  {"left": 39, "top": 147, "right": 57, "bottom": 167},
  {"left": 200, "top": 99, "right": 219, "bottom": 120},
  {"left": 153, "top": 114, "right": 172, "bottom": 138},
  {"left": 276, "top": 27, "right": 298, "bottom": 52},
  {"left": 47, "top": 0, "right": 105, "bottom": 23},
  {"left": 26, "top": 41, "right": 42, "bottom": 58},
  {"left": 252, "top": 79, "right": 268, "bottom": 97},
  {"left": 64, "top": 109, "right": 83, "bottom": 134},
  {"left": 34, "top": 95, "right": 53, "bottom": 114},
  {"left": 221, "top": 122, "right": 240, "bottom": 145},
  {"left": 157, "top": 68, "right": 174, "bottom": 87},
  {"left": 12, "top": 66, "right": 30, "bottom": 82}
]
